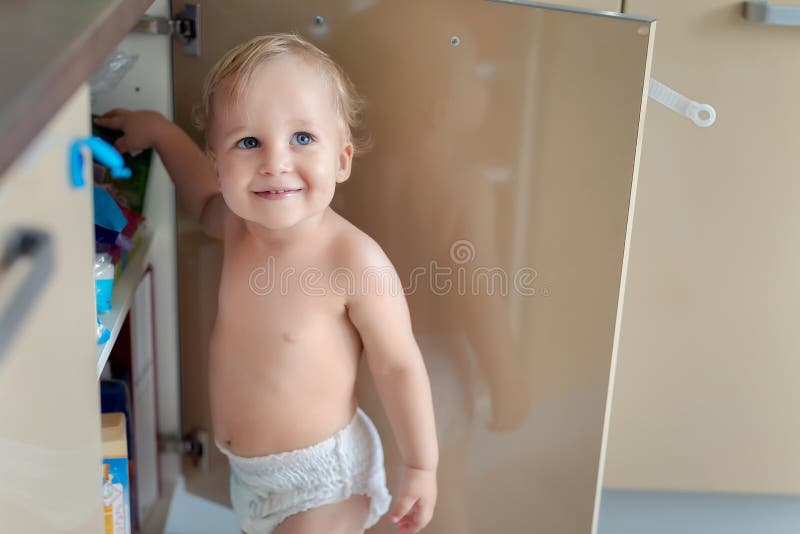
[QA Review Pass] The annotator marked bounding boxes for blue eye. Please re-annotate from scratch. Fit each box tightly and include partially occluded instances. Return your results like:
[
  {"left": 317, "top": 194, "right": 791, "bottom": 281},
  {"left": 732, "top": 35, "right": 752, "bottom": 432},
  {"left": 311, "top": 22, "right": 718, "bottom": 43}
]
[
  {"left": 236, "top": 137, "right": 259, "bottom": 149},
  {"left": 290, "top": 132, "right": 313, "bottom": 146}
]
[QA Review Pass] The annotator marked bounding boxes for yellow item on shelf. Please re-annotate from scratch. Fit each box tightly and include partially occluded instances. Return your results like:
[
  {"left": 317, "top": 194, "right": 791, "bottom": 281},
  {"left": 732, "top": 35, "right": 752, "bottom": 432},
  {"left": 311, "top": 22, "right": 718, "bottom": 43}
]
[{"left": 101, "top": 413, "right": 130, "bottom": 534}]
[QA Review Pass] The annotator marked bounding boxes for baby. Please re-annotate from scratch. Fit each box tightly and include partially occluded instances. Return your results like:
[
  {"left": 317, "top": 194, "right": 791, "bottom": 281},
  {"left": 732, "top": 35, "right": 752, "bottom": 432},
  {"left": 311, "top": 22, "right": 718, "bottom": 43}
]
[{"left": 95, "top": 34, "right": 438, "bottom": 533}]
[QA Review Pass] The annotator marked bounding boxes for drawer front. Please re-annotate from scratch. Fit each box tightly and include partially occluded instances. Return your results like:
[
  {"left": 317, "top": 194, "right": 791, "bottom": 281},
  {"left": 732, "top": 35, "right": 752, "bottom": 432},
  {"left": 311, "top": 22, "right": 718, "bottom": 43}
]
[{"left": 0, "top": 85, "right": 103, "bottom": 533}]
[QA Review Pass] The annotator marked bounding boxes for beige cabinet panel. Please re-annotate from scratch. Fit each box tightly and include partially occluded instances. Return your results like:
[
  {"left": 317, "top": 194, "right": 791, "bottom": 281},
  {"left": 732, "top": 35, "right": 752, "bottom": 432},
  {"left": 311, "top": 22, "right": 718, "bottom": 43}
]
[
  {"left": 0, "top": 86, "right": 103, "bottom": 533},
  {"left": 528, "top": 0, "right": 622, "bottom": 12},
  {"left": 605, "top": 0, "right": 800, "bottom": 493},
  {"left": 172, "top": 2, "right": 654, "bottom": 533}
]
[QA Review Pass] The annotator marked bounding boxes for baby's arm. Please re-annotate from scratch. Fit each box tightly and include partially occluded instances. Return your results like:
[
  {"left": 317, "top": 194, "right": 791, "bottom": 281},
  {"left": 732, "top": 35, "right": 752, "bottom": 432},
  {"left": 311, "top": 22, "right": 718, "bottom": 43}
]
[
  {"left": 345, "top": 238, "right": 438, "bottom": 533},
  {"left": 93, "top": 110, "right": 225, "bottom": 238}
]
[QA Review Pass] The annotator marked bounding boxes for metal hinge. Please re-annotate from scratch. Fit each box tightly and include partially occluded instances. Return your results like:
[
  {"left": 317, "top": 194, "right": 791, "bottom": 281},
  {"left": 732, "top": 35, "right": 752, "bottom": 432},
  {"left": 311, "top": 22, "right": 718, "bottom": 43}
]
[
  {"left": 159, "top": 427, "right": 209, "bottom": 471},
  {"left": 133, "top": 3, "right": 200, "bottom": 56}
]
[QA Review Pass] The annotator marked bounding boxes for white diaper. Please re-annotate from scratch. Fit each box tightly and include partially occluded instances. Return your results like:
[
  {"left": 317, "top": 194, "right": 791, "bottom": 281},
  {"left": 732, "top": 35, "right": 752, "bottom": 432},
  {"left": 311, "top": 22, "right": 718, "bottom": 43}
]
[{"left": 215, "top": 407, "right": 392, "bottom": 534}]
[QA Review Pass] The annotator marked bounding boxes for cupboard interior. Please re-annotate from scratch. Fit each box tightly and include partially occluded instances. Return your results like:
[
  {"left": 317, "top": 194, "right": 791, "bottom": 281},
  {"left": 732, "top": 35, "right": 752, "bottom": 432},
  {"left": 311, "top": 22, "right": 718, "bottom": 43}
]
[{"left": 92, "top": 0, "right": 180, "bottom": 529}]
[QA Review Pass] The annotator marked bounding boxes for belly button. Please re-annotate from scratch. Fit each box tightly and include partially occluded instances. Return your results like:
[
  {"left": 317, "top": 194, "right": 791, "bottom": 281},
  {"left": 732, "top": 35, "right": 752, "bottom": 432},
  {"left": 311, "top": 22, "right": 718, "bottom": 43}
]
[{"left": 282, "top": 331, "right": 298, "bottom": 343}]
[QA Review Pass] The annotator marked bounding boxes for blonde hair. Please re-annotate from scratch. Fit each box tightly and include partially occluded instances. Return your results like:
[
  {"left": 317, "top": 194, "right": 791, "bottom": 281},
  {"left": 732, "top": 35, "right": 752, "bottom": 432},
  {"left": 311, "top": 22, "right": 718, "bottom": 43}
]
[{"left": 193, "top": 33, "right": 369, "bottom": 155}]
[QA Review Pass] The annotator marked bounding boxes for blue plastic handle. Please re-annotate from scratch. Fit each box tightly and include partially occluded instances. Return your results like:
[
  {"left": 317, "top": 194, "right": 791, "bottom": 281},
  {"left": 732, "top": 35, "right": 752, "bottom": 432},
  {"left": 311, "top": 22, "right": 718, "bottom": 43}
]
[{"left": 69, "top": 136, "right": 131, "bottom": 188}]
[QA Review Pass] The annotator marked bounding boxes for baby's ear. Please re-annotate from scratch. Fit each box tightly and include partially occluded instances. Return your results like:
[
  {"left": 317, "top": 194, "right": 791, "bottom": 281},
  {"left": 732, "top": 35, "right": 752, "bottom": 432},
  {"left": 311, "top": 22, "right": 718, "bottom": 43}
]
[{"left": 336, "top": 142, "right": 354, "bottom": 184}]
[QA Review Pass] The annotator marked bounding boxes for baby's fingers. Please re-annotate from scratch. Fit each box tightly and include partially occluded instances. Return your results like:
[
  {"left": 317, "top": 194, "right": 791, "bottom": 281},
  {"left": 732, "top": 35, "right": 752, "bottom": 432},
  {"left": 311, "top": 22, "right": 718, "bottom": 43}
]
[
  {"left": 112, "top": 136, "right": 130, "bottom": 155},
  {"left": 406, "top": 500, "right": 434, "bottom": 533},
  {"left": 390, "top": 495, "right": 417, "bottom": 526},
  {"left": 94, "top": 108, "right": 134, "bottom": 128},
  {"left": 93, "top": 114, "right": 124, "bottom": 131},
  {"left": 392, "top": 499, "right": 434, "bottom": 534}
]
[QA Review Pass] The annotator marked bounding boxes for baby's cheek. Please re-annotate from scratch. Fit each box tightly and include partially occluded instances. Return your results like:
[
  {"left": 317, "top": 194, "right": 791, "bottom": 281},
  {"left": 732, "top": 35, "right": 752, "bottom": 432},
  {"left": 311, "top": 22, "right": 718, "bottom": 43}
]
[
  {"left": 316, "top": 184, "right": 337, "bottom": 208},
  {"left": 217, "top": 185, "right": 248, "bottom": 218}
]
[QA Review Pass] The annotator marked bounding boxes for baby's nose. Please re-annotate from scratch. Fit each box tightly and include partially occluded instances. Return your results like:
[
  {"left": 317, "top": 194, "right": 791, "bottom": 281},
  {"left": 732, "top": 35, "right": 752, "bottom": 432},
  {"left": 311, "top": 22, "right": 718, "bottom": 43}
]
[{"left": 258, "top": 146, "right": 292, "bottom": 175}]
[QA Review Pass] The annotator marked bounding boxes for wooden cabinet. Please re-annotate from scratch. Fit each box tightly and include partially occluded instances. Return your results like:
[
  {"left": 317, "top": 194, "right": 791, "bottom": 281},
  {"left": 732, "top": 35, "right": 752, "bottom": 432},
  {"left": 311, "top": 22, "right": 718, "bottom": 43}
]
[
  {"left": 0, "top": 86, "right": 104, "bottom": 534},
  {"left": 170, "top": 3, "right": 653, "bottom": 534},
  {"left": 0, "top": 2, "right": 177, "bottom": 532},
  {"left": 538, "top": 0, "right": 622, "bottom": 12},
  {"left": 0, "top": 1, "right": 656, "bottom": 533},
  {"left": 605, "top": 0, "right": 800, "bottom": 494}
]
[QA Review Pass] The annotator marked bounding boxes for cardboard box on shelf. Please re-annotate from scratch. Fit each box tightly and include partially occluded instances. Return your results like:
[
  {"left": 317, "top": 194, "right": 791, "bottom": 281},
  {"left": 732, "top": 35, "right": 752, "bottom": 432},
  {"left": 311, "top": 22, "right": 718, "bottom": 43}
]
[{"left": 101, "top": 412, "right": 130, "bottom": 534}]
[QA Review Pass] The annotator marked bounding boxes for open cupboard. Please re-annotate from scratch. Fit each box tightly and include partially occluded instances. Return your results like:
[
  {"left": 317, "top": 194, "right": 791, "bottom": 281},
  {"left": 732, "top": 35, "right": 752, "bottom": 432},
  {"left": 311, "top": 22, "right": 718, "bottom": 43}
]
[
  {"left": 5, "top": 1, "right": 800, "bottom": 533},
  {"left": 0, "top": 1, "right": 179, "bottom": 532}
]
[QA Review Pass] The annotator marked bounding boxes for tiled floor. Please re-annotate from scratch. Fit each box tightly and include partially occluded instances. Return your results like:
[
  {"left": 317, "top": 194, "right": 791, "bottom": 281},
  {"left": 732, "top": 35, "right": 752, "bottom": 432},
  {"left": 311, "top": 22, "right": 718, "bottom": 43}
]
[
  {"left": 161, "top": 476, "right": 239, "bottom": 534},
  {"left": 598, "top": 490, "right": 800, "bottom": 534},
  {"left": 140, "top": 451, "right": 239, "bottom": 534},
  {"left": 139, "top": 452, "right": 180, "bottom": 534}
]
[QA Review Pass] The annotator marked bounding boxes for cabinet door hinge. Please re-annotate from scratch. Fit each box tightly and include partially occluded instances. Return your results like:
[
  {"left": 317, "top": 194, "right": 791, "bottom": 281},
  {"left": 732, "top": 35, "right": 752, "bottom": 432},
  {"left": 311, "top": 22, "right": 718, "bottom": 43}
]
[
  {"left": 159, "top": 427, "right": 209, "bottom": 471},
  {"left": 133, "top": 3, "right": 200, "bottom": 56}
]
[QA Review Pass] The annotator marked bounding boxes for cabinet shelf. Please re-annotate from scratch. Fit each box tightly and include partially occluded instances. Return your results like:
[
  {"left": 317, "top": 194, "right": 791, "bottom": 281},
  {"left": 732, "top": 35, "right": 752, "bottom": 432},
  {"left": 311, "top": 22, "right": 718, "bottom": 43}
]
[{"left": 96, "top": 227, "right": 155, "bottom": 378}]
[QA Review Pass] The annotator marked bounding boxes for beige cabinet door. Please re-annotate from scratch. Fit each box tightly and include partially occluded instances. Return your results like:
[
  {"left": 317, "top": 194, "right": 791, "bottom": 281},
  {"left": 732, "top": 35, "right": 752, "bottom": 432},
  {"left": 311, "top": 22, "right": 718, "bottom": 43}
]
[
  {"left": 605, "top": 0, "right": 800, "bottom": 494},
  {"left": 171, "top": 2, "right": 653, "bottom": 533},
  {"left": 0, "top": 86, "right": 103, "bottom": 533},
  {"left": 521, "top": 0, "right": 622, "bottom": 12}
]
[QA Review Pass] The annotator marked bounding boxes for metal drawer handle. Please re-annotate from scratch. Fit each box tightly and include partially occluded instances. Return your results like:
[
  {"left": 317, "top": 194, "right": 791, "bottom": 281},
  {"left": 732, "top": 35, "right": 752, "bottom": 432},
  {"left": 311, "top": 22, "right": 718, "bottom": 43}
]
[
  {"left": 0, "top": 229, "right": 54, "bottom": 361},
  {"left": 743, "top": 1, "right": 800, "bottom": 26}
]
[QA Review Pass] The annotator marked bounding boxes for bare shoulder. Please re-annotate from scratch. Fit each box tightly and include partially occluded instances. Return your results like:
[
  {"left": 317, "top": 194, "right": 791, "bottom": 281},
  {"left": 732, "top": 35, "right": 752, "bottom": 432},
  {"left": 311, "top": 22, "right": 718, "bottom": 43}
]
[{"left": 327, "top": 211, "right": 394, "bottom": 273}]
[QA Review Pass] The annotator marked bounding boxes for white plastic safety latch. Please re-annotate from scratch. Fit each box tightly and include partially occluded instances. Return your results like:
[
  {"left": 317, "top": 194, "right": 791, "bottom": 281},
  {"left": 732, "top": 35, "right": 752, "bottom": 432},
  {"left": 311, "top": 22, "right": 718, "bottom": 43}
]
[{"left": 648, "top": 78, "right": 717, "bottom": 127}]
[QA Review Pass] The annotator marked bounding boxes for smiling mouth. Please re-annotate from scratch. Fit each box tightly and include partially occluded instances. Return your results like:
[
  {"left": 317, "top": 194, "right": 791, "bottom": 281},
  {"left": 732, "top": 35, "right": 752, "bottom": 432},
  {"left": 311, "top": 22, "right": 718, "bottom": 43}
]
[{"left": 254, "top": 188, "right": 303, "bottom": 199}]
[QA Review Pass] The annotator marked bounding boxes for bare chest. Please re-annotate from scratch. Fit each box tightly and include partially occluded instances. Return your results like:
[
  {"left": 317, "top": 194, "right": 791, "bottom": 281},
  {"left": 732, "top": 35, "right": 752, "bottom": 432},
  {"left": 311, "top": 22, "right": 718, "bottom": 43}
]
[{"left": 214, "top": 240, "right": 358, "bottom": 354}]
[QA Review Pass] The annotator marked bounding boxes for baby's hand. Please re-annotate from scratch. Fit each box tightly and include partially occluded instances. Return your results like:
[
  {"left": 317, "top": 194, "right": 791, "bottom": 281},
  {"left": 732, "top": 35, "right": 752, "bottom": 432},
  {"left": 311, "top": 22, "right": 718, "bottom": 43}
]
[
  {"left": 93, "top": 109, "right": 166, "bottom": 156},
  {"left": 389, "top": 465, "right": 437, "bottom": 533}
]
